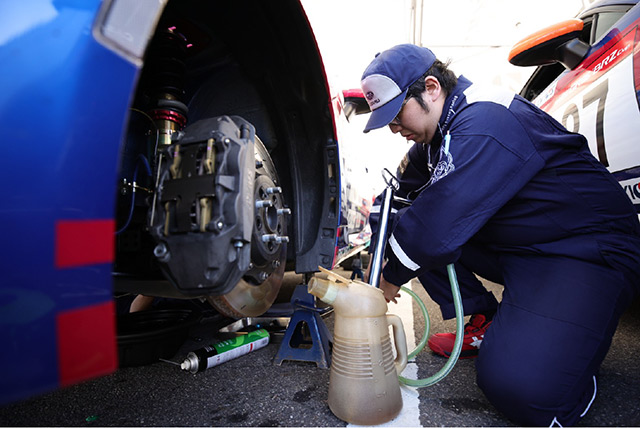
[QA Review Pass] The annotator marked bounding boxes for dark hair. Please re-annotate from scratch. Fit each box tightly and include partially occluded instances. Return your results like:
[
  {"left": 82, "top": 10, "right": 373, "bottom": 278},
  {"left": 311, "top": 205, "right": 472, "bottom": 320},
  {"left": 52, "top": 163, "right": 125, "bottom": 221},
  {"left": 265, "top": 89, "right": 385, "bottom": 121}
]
[{"left": 406, "top": 60, "right": 457, "bottom": 111}]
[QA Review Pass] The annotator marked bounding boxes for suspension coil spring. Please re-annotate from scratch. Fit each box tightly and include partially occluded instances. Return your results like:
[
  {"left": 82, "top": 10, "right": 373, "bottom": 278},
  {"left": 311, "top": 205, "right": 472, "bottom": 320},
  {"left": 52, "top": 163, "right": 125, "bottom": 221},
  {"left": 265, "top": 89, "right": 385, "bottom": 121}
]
[{"left": 143, "top": 26, "right": 190, "bottom": 147}]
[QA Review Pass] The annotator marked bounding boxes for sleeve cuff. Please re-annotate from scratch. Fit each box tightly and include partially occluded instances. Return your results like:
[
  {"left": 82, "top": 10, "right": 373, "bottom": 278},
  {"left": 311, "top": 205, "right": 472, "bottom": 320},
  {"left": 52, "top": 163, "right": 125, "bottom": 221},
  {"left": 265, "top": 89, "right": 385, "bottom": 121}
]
[{"left": 382, "top": 252, "right": 417, "bottom": 286}]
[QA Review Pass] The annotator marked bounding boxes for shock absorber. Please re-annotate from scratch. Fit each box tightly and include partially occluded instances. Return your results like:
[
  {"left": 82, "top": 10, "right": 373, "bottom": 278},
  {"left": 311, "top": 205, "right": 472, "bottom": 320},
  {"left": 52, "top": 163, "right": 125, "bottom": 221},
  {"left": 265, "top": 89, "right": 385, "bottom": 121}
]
[
  {"left": 142, "top": 26, "right": 190, "bottom": 149},
  {"left": 142, "top": 25, "right": 190, "bottom": 228},
  {"left": 116, "top": 26, "right": 190, "bottom": 238}
]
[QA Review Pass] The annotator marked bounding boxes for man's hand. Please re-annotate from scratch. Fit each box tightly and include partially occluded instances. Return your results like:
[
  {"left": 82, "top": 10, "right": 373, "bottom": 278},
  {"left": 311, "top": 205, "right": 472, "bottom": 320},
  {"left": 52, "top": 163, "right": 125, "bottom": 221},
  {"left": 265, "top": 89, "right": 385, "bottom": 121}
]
[
  {"left": 380, "top": 274, "right": 401, "bottom": 304},
  {"left": 363, "top": 258, "right": 401, "bottom": 303}
]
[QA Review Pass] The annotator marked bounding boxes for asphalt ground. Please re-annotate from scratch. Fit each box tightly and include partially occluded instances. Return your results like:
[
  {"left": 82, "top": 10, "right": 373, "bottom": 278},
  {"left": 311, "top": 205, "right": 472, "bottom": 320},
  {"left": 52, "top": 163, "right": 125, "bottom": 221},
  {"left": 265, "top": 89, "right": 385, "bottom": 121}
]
[{"left": 1, "top": 267, "right": 639, "bottom": 427}]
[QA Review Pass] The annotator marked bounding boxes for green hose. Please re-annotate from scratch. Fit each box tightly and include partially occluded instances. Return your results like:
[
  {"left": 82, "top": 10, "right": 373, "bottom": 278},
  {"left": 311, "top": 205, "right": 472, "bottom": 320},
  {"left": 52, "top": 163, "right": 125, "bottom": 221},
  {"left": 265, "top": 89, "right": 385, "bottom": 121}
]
[{"left": 397, "top": 263, "right": 465, "bottom": 387}]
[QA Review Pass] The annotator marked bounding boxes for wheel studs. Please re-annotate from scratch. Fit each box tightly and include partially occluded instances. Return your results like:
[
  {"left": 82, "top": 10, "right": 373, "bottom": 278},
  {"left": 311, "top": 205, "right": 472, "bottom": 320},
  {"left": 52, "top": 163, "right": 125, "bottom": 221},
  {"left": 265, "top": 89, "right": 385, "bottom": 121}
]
[{"left": 261, "top": 234, "right": 289, "bottom": 244}]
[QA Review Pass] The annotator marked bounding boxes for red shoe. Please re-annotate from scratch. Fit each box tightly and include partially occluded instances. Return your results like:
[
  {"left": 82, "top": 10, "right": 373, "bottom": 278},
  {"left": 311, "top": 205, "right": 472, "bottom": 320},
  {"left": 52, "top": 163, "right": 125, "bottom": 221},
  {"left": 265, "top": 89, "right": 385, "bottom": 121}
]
[{"left": 428, "top": 314, "right": 492, "bottom": 359}]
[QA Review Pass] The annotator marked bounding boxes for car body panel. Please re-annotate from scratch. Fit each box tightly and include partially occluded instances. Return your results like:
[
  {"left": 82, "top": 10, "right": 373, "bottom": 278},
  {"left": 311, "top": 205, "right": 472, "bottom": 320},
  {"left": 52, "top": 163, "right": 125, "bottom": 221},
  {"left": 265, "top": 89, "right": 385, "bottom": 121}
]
[
  {"left": 514, "top": 0, "right": 640, "bottom": 212},
  {"left": 533, "top": 15, "right": 640, "bottom": 173},
  {"left": 1, "top": 0, "right": 142, "bottom": 404},
  {"left": 0, "top": 0, "right": 347, "bottom": 405}
]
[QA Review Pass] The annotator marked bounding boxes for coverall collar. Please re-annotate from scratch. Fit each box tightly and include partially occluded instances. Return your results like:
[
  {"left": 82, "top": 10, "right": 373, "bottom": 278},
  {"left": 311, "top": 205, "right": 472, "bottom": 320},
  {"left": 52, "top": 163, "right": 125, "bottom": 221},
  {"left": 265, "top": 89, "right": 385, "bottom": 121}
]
[{"left": 438, "top": 75, "right": 473, "bottom": 133}]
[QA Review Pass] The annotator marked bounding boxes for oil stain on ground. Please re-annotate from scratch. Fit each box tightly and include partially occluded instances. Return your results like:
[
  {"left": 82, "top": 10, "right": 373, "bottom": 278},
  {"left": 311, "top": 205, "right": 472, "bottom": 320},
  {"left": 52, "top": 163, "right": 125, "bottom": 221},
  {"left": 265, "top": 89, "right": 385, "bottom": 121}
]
[{"left": 293, "top": 386, "right": 317, "bottom": 403}]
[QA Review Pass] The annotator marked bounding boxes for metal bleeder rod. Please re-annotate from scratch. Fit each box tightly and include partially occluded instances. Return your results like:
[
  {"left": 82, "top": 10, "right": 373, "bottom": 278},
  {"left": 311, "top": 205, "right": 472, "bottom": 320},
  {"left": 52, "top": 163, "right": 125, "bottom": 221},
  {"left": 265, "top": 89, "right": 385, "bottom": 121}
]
[{"left": 369, "top": 184, "right": 395, "bottom": 288}]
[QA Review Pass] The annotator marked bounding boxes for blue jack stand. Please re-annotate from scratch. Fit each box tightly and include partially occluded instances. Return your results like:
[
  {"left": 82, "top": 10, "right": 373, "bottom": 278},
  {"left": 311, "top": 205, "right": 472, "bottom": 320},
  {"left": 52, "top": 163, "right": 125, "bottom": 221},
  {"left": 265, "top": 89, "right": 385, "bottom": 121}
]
[{"left": 273, "top": 283, "right": 333, "bottom": 369}]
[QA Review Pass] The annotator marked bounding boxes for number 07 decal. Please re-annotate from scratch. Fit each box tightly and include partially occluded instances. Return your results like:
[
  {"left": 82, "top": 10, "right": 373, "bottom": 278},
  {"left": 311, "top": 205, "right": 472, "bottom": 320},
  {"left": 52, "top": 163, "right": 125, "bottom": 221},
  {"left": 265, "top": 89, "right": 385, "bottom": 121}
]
[
  {"left": 562, "top": 79, "right": 609, "bottom": 167},
  {"left": 582, "top": 79, "right": 609, "bottom": 167}
]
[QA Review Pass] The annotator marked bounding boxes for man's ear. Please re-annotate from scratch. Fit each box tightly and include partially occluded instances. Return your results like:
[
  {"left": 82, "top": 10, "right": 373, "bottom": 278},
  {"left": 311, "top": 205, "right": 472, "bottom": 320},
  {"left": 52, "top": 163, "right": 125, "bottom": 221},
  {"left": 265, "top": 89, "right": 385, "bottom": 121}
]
[{"left": 424, "top": 76, "right": 442, "bottom": 101}]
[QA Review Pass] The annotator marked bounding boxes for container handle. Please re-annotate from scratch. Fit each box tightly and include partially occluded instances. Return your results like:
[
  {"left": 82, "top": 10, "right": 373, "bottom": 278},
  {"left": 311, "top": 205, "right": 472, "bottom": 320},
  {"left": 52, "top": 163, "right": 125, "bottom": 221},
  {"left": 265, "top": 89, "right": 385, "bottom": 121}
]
[{"left": 386, "top": 314, "right": 408, "bottom": 374}]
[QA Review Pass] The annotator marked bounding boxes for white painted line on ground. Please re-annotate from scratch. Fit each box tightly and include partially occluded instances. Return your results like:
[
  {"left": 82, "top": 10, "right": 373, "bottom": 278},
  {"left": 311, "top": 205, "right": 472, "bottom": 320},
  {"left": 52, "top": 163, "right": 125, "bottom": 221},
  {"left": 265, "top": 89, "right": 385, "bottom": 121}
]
[{"left": 349, "top": 281, "right": 422, "bottom": 427}]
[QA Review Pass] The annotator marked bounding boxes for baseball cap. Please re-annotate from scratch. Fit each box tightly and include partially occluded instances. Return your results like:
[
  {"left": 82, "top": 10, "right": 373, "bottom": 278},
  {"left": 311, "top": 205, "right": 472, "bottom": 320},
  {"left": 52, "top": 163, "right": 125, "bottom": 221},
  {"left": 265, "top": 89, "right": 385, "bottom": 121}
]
[{"left": 361, "top": 44, "right": 436, "bottom": 133}]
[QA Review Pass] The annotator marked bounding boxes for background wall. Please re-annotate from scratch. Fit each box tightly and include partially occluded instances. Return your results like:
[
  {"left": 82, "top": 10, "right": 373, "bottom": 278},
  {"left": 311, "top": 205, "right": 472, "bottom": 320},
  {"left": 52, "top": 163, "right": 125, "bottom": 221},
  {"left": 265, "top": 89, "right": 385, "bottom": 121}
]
[{"left": 301, "top": 0, "right": 594, "bottom": 198}]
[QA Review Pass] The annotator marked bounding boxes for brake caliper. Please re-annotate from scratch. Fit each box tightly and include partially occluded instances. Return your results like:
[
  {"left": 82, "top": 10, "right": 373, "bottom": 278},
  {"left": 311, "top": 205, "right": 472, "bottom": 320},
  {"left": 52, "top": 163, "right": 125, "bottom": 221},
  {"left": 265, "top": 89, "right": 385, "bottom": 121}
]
[{"left": 149, "top": 116, "right": 255, "bottom": 295}]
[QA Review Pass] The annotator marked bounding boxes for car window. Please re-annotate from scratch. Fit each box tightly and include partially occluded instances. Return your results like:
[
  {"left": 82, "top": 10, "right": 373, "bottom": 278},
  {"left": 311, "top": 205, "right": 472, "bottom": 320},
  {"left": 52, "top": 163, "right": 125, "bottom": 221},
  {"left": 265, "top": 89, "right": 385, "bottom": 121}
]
[
  {"left": 580, "top": 16, "right": 594, "bottom": 44},
  {"left": 519, "top": 63, "right": 564, "bottom": 100},
  {"left": 592, "top": 11, "right": 627, "bottom": 42}
]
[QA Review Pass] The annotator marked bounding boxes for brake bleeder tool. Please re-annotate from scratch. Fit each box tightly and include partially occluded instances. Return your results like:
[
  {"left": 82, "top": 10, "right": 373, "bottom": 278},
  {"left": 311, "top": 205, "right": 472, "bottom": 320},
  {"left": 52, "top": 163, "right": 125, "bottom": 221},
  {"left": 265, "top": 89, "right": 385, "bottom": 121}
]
[{"left": 370, "top": 168, "right": 466, "bottom": 387}]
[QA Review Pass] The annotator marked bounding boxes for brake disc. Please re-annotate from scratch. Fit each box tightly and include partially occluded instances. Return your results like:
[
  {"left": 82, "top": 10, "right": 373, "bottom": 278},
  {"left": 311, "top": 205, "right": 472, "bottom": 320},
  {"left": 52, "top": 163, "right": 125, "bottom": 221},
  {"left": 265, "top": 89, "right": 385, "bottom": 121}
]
[
  {"left": 206, "top": 252, "right": 285, "bottom": 318},
  {"left": 207, "top": 136, "right": 288, "bottom": 318}
]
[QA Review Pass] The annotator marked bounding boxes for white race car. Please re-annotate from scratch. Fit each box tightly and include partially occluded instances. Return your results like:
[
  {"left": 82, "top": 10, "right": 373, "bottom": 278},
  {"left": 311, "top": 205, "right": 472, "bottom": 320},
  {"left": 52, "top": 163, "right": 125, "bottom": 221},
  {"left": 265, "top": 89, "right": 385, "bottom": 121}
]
[{"left": 510, "top": 0, "right": 640, "bottom": 213}]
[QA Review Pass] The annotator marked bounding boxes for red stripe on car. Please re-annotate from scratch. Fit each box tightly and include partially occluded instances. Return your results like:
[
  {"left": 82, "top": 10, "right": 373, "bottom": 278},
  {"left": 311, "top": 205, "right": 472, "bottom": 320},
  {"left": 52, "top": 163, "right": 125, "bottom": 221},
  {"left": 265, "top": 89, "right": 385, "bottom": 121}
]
[
  {"left": 542, "top": 29, "right": 636, "bottom": 112},
  {"left": 55, "top": 219, "right": 115, "bottom": 268},
  {"left": 56, "top": 300, "right": 118, "bottom": 387}
]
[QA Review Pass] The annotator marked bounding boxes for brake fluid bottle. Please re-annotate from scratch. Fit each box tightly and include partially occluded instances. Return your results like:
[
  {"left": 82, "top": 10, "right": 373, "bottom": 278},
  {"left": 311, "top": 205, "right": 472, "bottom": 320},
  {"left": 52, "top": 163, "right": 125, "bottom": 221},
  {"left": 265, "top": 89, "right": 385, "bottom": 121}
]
[{"left": 308, "top": 272, "right": 407, "bottom": 425}]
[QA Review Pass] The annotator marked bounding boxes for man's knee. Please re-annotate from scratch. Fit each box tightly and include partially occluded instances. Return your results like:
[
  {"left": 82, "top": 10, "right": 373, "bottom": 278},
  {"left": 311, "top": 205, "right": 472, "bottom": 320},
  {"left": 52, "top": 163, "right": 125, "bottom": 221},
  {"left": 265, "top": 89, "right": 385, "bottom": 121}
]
[
  {"left": 476, "top": 356, "right": 550, "bottom": 425},
  {"left": 476, "top": 348, "right": 594, "bottom": 426}
]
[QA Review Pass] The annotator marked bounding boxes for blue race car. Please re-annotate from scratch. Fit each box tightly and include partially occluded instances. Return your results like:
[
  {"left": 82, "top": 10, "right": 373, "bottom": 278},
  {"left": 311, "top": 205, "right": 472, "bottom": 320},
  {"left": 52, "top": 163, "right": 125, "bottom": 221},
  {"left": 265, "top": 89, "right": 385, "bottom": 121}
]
[{"left": 0, "top": 0, "right": 346, "bottom": 405}]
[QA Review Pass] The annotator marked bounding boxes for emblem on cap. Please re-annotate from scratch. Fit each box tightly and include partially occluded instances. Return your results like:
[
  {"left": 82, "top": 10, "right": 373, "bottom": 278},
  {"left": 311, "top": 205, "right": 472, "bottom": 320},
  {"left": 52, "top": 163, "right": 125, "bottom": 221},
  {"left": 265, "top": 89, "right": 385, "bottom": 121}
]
[
  {"left": 361, "top": 74, "right": 401, "bottom": 111},
  {"left": 365, "top": 91, "right": 380, "bottom": 107}
]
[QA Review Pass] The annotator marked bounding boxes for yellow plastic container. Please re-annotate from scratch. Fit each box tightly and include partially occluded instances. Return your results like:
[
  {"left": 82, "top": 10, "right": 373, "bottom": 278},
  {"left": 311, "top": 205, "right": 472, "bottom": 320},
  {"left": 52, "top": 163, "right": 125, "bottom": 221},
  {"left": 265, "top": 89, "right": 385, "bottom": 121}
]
[{"left": 308, "top": 269, "right": 407, "bottom": 425}]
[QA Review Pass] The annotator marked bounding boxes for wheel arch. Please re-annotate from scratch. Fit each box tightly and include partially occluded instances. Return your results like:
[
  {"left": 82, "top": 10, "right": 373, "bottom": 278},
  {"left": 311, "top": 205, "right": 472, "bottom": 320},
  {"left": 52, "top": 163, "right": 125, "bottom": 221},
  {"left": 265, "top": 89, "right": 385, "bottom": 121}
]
[{"left": 146, "top": 0, "right": 339, "bottom": 274}]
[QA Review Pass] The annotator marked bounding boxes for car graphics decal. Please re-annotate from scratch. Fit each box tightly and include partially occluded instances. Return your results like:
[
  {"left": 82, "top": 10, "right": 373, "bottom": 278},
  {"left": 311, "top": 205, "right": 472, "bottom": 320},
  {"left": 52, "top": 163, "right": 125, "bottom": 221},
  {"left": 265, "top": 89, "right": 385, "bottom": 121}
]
[
  {"left": 536, "top": 25, "right": 637, "bottom": 112},
  {"left": 533, "top": 18, "right": 640, "bottom": 212}
]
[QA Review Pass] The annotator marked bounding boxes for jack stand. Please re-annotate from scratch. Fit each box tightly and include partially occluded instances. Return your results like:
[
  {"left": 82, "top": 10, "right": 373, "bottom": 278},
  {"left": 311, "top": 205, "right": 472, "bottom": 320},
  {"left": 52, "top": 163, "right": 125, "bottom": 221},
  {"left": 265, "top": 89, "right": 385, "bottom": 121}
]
[{"left": 273, "top": 283, "right": 333, "bottom": 369}]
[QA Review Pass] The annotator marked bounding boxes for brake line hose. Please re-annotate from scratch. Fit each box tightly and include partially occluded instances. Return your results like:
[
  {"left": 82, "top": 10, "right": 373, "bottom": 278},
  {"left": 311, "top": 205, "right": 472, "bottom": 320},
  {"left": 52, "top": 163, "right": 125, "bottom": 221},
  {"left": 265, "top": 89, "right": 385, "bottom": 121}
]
[{"left": 398, "top": 263, "right": 465, "bottom": 387}]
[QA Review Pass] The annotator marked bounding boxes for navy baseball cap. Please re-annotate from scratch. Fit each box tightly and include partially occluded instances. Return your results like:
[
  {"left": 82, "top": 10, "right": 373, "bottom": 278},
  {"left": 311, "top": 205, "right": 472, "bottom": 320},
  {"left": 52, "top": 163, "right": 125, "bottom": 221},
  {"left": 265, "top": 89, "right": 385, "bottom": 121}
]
[{"left": 361, "top": 44, "right": 436, "bottom": 133}]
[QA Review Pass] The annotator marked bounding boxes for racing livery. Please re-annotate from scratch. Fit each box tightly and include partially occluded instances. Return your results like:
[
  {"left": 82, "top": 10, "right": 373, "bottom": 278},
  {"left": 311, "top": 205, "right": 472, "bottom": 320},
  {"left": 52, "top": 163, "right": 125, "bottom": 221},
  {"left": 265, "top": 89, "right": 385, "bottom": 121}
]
[
  {"left": 510, "top": 0, "right": 640, "bottom": 211},
  {"left": 0, "top": 0, "right": 355, "bottom": 405}
]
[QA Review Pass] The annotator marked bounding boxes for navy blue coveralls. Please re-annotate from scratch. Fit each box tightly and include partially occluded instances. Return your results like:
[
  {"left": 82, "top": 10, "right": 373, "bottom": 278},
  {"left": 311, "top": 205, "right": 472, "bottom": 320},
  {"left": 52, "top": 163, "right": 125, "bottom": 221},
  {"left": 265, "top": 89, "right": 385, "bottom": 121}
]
[{"left": 369, "top": 76, "right": 640, "bottom": 426}]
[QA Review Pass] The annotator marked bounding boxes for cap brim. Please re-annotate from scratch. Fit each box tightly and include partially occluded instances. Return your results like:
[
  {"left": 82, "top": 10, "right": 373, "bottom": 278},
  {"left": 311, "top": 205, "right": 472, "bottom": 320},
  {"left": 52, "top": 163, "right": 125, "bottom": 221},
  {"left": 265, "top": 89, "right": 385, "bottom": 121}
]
[{"left": 363, "top": 89, "right": 408, "bottom": 133}]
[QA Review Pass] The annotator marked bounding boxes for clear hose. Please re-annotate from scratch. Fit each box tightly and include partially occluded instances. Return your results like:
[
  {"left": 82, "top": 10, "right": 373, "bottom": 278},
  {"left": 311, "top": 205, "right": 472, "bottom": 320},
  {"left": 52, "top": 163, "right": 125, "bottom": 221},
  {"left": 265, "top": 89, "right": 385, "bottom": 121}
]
[{"left": 398, "top": 263, "right": 464, "bottom": 387}]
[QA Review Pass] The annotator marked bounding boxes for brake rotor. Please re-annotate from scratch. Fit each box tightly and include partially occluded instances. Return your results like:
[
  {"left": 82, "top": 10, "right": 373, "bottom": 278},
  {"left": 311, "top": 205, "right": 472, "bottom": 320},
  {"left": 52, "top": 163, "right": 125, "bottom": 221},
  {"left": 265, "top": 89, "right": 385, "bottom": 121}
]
[
  {"left": 207, "top": 136, "right": 288, "bottom": 318},
  {"left": 206, "top": 249, "right": 285, "bottom": 318}
]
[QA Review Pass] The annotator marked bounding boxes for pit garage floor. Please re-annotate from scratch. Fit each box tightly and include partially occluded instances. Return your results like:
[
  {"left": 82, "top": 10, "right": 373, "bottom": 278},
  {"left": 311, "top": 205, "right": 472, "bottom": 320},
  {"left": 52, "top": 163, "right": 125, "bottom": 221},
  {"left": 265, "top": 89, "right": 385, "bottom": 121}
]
[{"left": 1, "top": 268, "right": 639, "bottom": 427}]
